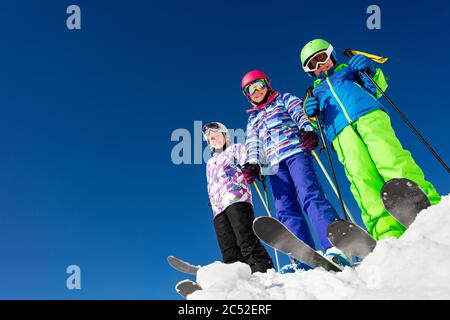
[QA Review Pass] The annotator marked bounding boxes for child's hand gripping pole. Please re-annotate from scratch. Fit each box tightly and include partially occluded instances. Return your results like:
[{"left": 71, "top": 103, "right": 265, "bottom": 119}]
[{"left": 344, "top": 49, "right": 449, "bottom": 174}]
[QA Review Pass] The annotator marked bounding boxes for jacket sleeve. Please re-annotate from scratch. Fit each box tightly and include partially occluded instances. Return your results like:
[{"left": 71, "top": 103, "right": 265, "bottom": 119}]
[
  {"left": 245, "top": 117, "right": 260, "bottom": 164},
  {"left": 206, "top": 161, "right": 212, "bottom": 200},
  {"left": 358, "top": 67, "right": 388, "bottom": 98},
  {"left": 283, "top": 93, "right": 314, "bottom": 132},
  {"left": 234, "top": 143, "right": 248, "bottom": 167},
  {"left": 371, "top": 67, "right": 388, "bottom": 98},
  {"left": 205, "top": 161, "right": 219, "bottom": 213}
]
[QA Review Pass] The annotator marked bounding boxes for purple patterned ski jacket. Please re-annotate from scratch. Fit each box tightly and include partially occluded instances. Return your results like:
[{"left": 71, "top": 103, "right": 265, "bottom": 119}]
[{"left": 206, "top": 143, "right": 253, "bottom": 218}]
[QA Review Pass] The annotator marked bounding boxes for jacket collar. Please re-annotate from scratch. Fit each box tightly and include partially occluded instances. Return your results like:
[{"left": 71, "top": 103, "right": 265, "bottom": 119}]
[
  {"left": 245, "top": 91, "right": 280, "bottom": 113},
  {"left": 318, "top": 66, "right": 336, "bottom": 80}
]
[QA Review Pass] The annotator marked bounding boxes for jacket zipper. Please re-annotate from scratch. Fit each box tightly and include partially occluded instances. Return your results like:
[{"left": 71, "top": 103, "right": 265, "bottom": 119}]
[{"left": 325, "top": 75, "right": 352, "bottom": 124}]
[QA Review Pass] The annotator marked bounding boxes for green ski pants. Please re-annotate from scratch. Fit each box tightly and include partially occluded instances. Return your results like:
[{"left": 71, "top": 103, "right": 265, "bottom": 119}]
[{"left": 332, "top": 109, "right": 440, "bottom": 240}]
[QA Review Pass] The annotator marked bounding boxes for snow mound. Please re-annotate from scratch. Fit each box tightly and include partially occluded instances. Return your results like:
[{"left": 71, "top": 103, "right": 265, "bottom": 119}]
[{"left": 189, "top": 195, "right": 450, "bottom": 300}]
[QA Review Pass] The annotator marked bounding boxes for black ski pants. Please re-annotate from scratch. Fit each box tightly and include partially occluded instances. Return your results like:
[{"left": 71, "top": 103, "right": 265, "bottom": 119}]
[{"left": 214, "top": 202, "right": 273, "bottom": 273}]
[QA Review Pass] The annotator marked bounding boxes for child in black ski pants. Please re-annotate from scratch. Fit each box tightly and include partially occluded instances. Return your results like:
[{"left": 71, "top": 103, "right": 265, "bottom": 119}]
[{"left": 204, "top": 121, "right": 273, "bottom": 273}]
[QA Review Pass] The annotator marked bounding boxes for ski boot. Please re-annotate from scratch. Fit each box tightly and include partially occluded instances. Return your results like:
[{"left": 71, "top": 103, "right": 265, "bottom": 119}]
[
  {"left": 324, "top": 247, "right": 352, "bottom": 268},
  {"left": 279, "top": 258, "right": 313, "bottom": 274}
]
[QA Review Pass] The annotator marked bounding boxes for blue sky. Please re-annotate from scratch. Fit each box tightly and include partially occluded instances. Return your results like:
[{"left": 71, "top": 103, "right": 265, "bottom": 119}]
[{"left": 0, "top": 0, "right": 449, "bottom": 299}]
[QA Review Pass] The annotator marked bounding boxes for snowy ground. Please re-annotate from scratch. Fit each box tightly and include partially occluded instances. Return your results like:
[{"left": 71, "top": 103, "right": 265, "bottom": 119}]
[{"left": 188, "top": 195, "right": 450, "bottom": 300}]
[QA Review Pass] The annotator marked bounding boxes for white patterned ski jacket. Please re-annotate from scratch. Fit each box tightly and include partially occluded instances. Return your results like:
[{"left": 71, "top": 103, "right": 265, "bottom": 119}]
[{"left": 206, "top": 143, "right": 252, "bottom": 218}]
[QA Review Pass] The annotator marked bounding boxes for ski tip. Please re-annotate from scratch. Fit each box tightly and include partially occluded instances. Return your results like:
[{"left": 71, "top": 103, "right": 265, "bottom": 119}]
[
  {"left": 254, "top": 216, "right": 272, "bottom": 222},
  {"left": 382, "top": 178, "right": 420, "bottom": 192},
  {"left": 167, "top": 255, "right": 176, "bottom": 264},
  {"left": 326, "top": 219, "right": 346, "bottom": 232},
  {"left": 252, "top": 216, "right": 274, "bottom": 234},
  {"left": 175, "top": 279, "right": 192, "bottom": 287},
  {"left": 175, "top": 279, "right": 202, "bottom": 299},
  {"left": 254, "top": 216, "right": 277, "bottom": 225}
]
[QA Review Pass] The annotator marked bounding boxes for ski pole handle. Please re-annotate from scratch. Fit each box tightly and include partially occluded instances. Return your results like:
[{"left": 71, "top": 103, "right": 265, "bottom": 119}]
[
  {"left": 343, "top": 48, "right": 353, "bottom": 58},
  {"left": 344, "top": 49, "right": 372, "bottom": 74},
  {"left": 305, "top": 86, "right": 322, "bottom": 119}
]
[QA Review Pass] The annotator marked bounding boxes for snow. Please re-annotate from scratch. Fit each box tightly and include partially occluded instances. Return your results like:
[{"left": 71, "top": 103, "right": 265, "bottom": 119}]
[{"left": 188, "top": 195, "right": 450, "bottom": 300}]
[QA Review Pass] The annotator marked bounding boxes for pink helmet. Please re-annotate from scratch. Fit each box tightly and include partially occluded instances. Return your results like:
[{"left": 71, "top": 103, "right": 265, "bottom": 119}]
[{"left": 241, "top": 70, "right": 271, "bottom": 93}]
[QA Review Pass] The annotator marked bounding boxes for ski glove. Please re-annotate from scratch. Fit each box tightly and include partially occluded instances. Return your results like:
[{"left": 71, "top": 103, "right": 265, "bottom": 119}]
[
  {"left": 303, "top": 96, "right": 320, "bottom": 118},
  {"left": 242, "top": 163, "right": 260, "bottom": 184},
  {"left": 299, "top": 130, "right": 319, "bottom": 151},
  {"left": 348, "top": 54, "right": 376, "bottom": 75}
]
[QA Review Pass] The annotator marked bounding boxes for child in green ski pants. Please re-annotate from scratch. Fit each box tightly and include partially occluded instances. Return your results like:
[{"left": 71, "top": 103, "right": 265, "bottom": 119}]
[{"left": 299, "top": 39, "right": 441, "bottom": 240}]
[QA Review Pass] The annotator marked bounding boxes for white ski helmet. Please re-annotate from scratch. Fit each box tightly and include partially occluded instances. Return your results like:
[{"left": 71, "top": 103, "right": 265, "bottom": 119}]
[{"left": 202, "top": 122, "right": 230, "bottom": 148}]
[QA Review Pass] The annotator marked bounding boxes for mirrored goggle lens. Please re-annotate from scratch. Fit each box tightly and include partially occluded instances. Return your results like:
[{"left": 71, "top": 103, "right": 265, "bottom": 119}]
[
  {"left": 244, "top": 80, "right": 267, "bottom": 96},
  {"left": 202, "top": 122, "right": 221, "bottom": 134},
  {"left": 307, "top": 51, "right": 330, "bottom": 71}
]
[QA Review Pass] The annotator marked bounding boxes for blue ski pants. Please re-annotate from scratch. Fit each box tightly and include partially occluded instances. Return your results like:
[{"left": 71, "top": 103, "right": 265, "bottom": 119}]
[{"left": 269, "top": 152, "right": 339, "bottom": 250}]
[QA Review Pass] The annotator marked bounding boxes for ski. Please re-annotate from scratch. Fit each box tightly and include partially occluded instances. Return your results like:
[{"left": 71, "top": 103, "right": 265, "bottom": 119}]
[
  {"left": 327, "top": 178, "right": 431, "bottom": 260},
  {"left": 381, "top": 178, "right": 431, "bottom": 228},
  {"left": 253, "top": 216, "right": 343, "bottom": 272},
  {"left": 167, "top": 255, "right": 201, "bottom": 275},
  {"left": 175, "top": 279, "right": 202, "bottom": 298},
  {"left": 327, "top": 220, "right": 376, "bottom": 260}
]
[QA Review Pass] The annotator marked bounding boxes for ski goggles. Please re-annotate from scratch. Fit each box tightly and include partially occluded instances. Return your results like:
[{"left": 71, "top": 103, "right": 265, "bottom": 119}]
[
  {"left": 202, "top": 122, "right": 225, "bottom": 136},
  {"left": 243, "top": 79, "right": 268, "bottom": 97},
  {"left": 303, "top": 44, "right": 334, "bottom": 73}
]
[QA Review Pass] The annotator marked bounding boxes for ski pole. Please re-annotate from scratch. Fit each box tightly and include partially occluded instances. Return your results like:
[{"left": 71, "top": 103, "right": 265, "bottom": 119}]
[
  {"left": 305, "top": 88, "right": 350, "bottom": 222},
  {"left": 253, "top": 181, "right": 272, "bottom": 217},
  {"left": 260, "top": 175, "right": 271, "bottom": 211},
  {"left": 253, "top": 181, "right": 281, "bottom": 271},
  {"left": 344, "top": 49, "right": 450, "bottom": 174},
  {"left": 311, "top": 150, "right": 355, "bottom": 223}
]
